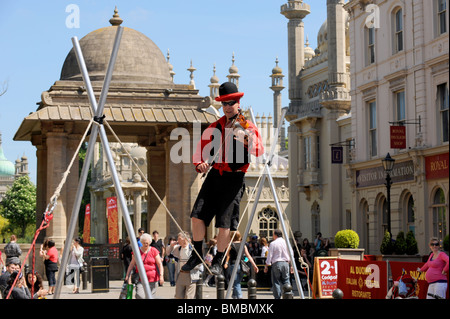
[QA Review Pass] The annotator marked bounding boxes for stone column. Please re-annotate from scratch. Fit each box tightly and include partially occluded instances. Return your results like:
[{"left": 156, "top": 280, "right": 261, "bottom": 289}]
[
  {"left": 45, "top": 128, "right": 69, "bottom": 247},
  {"left": 146, "top": 145, "right": 167, "bottom": 236}
]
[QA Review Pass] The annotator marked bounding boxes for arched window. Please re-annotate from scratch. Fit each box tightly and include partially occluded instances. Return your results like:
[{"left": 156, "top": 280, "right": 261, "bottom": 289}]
[
  {"left": 432, "top": 188, "right": 447, "bottom": 242},
  {"left": 258, "top": 207, "right": 279, "bottom": 240}
]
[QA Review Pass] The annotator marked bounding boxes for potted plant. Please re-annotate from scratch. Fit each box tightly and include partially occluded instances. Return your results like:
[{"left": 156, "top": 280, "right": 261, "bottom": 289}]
[
  {"left": 329, "top": 229, "right": 364, "bottom": 260},
  {"left": 380, "top": 230, "right": 394, "bottom": 255},
  {"left": 394, "top": 231, "right": 407, "bottom": 255},
  {"left": 405, "top": 231, "right": 418, "bottom": 255}
]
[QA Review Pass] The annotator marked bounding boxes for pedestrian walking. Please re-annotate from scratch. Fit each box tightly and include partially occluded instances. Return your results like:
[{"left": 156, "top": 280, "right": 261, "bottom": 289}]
[
  {"left": 168, "top": 231, "right": 203, "bottom": 299},
  {"left": 3, "top": 235, "right": 22, "bottom": 266},
  {"left": 264, "top": 229, "right": 292, "bottom": 299},
  {"left": 42, "top": 239, "right": 58, "bottom": 295},
  {"left": 224, "top": 231, "right": 258, "bottom": 299},
  {"left": 125, "top": 233, "right": 164, "bottom": 298}
]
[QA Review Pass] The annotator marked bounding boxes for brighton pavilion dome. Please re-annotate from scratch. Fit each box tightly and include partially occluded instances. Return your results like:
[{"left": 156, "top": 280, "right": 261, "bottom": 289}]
[{"left": 60, "top": 8, "right": 172, "bottom": 84}]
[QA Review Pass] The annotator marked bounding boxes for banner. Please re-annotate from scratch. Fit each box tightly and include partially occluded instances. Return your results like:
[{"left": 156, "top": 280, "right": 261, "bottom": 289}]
[
  {"left": 106, "top": 196, "right": 119, "bottom": 244},
  {"left": 337, "top": 259, "right": 388, "bottom": 299},
  {"left": 390, "top": 125, "right": 406, "bottom": 149},
  {"left": 389, "top": 261, "right": 427, "bottom": 299},
  {"left": 82, "top": 204, "right": 91, "bottom": 244},
  {"left": 312, "top": 257, "right": 338, "bottom": 298}
]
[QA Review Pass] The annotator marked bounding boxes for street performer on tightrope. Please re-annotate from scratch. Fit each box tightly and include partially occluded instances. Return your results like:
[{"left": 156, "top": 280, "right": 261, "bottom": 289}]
[{"left": 181, "top": 82, "right": 264, "bottom": 275}]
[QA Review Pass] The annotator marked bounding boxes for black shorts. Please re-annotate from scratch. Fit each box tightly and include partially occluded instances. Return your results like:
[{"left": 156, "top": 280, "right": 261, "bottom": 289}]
[{"left": 190, "top": 168, "right": 245, "bottom": 230}]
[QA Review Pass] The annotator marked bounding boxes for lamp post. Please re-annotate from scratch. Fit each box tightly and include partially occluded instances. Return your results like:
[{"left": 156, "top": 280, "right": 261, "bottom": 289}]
[{"left": 382, "top": 153, "right": 395, "bottom": 235}]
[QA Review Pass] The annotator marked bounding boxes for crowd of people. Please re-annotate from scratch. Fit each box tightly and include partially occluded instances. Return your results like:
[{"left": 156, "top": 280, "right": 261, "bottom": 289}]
[
  {"left": 1, "top": 234, "right": 85, "bottom": 299},
  {"left": 118, "top": 228, "right": 335, "bottom": 299}
]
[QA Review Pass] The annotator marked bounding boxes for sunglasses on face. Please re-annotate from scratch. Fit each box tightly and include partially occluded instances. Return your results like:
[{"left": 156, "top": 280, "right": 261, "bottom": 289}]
[
  {"left": 221, "top": 101, "right": 237, "bottom": 107},
  {"left": 430, "top": 242, "right": 440, "bottom": 246}
]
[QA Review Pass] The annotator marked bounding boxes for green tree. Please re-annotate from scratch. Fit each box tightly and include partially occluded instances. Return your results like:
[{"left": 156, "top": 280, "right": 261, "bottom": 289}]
[{"left": 0, "top": 175, "right": 36, "bottom": 239}]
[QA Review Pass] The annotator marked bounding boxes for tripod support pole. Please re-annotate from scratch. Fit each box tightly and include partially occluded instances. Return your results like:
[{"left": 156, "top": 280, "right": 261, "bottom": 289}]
[{"left": 53, "top": 26, "right": 152, "bottom": 299}]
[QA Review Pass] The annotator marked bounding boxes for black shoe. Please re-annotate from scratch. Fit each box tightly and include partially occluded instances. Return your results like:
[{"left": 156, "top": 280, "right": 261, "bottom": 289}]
[
  {"left": 210, "top": 258, "right": 224, "bottom": 275},
  {"left": 181, "top": 254, "right": 201, "bottom": 272}
]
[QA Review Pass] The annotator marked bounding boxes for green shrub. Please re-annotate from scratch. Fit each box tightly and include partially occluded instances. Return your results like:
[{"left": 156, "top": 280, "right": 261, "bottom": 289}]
[
  {"left": 394, "top": 231, "right": 407, "bottom": 255},
  {"left": 405, "top": 231, "right": 418, "bottom": 255},
  {"left": 334, "top": 229, "right": 360, "bottom": 249},
  {"left": 380, "top": 230, "right": 394, "bottom": 255},
  {"left": 444, "top": 234, "right": 449, "bottom": 252}
]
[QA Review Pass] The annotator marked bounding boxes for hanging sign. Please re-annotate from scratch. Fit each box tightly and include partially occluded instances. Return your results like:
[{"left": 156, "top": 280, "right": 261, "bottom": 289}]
[
  {"left": 390, "top": 125, "right": 406, "bottom": 149},
  {"left": 331, "top": 146, "right": 344, "bottom": 164},
  {"left": 106, "top": 197, "right": 119, "bottom": 244},
  {"left": 312, "top": 257, "right": 338, "bottom": 298}
]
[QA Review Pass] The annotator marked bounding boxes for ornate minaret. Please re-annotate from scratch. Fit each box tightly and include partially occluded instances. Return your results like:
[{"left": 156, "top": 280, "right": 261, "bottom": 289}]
[
  {"left": 321, "top": 0, "right": 350, "bottom": 112},
  {"left": 270, "top": 57, "right": 285, "bottom": 128},
  {"left": 281, "top": 0, "right": 311, "bottom": 110},
  {"left": 208, "top": 64, "right": 221, "bottom": 110},
  {"left": 226, "top": 53, "right": 240, "bottom": 88}
]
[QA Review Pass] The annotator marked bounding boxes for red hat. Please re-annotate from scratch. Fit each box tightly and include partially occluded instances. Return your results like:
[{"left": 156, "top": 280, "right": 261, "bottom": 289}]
[{"left": 215, "top": 82, "right": 244, "bottom": 102}]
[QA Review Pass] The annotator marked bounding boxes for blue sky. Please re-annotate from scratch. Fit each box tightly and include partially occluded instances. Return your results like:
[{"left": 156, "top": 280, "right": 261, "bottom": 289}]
[{"left": 0, "top": 0, "right": 327, "bottom": 183}]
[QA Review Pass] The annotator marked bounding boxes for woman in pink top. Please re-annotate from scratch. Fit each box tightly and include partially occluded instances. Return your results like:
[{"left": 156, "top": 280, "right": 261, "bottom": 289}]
[
  {"left": 420, "top": 237, "right": 449, "bottom": 299},
  {"left": 125, "top": 233, "right": 164, "bottom": 298}
]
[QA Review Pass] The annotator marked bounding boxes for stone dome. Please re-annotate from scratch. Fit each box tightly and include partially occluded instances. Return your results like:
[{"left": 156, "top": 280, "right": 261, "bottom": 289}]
[{"left": 60, "top": 9, "right": 172, "bottom": 84}]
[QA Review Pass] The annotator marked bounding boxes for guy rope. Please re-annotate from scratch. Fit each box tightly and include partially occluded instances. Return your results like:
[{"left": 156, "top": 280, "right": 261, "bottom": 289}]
[{"left": 5, "top": 119, "right": 95, "bottom": 299}]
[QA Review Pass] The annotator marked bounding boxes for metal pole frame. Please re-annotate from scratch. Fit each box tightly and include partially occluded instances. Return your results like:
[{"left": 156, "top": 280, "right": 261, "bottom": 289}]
[
  {"left": 225, "top": 107, "right": 305, "bottom": 299},
  {"left": 54, "top": 26, "right": 152, "bottom": 299}
]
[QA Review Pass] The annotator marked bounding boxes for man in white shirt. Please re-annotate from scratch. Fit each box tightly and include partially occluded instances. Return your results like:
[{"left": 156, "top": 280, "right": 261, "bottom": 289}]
[{"left": 264, "top": 229, "right": 292, "bottom": 299}]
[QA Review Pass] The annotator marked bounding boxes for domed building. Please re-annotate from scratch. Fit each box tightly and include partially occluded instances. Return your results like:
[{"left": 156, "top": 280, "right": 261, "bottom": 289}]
[
  {"left": 14, "top": 8, "right": 218, "bottom": 264},
  {"left": 0, "top": 132, "right": 29, "bottom": 202},
  {"left": 0, "top": 133, "right": 15, "bottom": 201}
]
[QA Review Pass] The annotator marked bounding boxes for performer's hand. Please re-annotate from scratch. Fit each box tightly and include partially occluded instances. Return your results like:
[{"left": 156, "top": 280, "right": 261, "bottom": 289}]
[
  {"left": 233, "top": 128, "right": 249, "bottom": 145},
  {"left": 196, "top": 162, "right": 209, "bottom": 173}
]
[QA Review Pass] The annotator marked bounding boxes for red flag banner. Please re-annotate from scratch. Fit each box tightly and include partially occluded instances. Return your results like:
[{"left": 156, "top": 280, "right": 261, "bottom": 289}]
[
  {"left": 82, "top": 204, "right": 91, "bottom": 244},
  {"left": 337, "top": 259, "right": 388, "bottom": 299},
  {"left": 106, "top": 197, "right": 119, "bottom": 244}
]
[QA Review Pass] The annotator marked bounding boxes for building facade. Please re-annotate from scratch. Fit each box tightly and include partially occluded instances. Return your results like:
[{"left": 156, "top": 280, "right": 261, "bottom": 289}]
[
  {"left": 345, "top": 0, "right": 449, "bottom": 254},
  {"left": 281, "top": 0, "right": 353, "bottom": 243}
]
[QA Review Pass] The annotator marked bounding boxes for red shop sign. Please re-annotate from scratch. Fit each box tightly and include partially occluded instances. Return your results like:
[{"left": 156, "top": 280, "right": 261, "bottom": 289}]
[
  {"left": 425, "top": 153, "right": 449, "bottom": 180},
  {"left": 390, "top": 126, "right": 406, "bottom": 149}
]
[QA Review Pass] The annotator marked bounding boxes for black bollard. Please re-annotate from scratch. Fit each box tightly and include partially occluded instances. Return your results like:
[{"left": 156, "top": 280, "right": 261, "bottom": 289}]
[
  {"left": 216, "top": 275, "right": 225, "bottom": 299},
  {"left": 196, "top": 273, "right": 203, "bottom": 299},
  {"left": 82, "top": 269, "right": 88, "bottom": 290},
  {"left": 247, "top": 279, "right": 257, "bottom": 299},
  {"left": 332, "top": 288, "right": 344, "bottom": 299},
  {"left": 282, "top": 283, "right": 294, "bottom": 299}
]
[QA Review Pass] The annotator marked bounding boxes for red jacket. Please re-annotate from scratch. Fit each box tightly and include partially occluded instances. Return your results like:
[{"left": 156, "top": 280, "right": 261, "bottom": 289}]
[{"left": 193, "top": 115, "right": 264, "bottom": 174}]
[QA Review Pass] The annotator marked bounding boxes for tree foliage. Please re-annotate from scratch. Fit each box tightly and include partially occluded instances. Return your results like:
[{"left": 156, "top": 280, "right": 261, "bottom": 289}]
[{"left": 0, "top": 175, "right": 36, "bottom": 238}]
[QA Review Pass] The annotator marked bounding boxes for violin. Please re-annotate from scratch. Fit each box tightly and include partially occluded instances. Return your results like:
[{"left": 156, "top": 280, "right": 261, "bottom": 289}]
[{"left": 234, "top": 109, "right": 250, "bottom": 130}]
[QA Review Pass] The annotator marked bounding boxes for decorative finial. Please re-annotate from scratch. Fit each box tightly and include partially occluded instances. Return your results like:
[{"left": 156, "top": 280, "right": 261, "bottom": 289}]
[
  {"left": 167, "top": 49, "right": 175, "bottom": 82},
  {"left": 109, "top": 6, "right": 123, "bottom": 26},
  {"left": 187, "top": 60, "right": 196, "bottom": 88}
]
